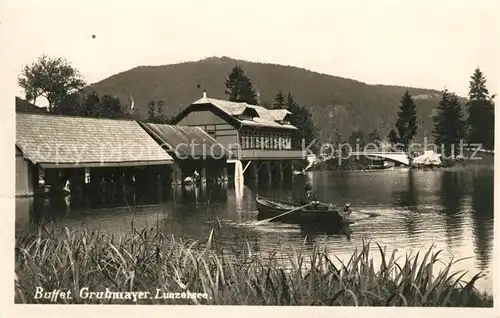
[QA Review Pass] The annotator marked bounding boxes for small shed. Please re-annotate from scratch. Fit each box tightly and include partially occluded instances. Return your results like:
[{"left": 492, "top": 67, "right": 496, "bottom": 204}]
[
  {"left": 16, "top": 113, "right": 174, "bottom": 196},
  {"left": 139, "top": 122, "right": 229, "bottom": 184}
]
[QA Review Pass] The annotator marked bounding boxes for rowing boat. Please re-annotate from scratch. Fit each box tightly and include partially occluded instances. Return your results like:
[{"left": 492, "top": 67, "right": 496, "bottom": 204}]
[{"left": 255, "top": 195, "right": 352, "bottom": 226}]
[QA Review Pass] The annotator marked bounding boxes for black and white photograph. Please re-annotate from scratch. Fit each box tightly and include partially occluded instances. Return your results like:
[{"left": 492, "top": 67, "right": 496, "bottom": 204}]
[{"left": 1, "top": 0, "right": 498, "bottom": 316}]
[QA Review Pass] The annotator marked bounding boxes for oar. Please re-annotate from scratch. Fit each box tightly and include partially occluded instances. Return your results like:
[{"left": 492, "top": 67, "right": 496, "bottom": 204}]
[
  {"left": 255, "top": 202, "right": 315, "bottom": 225},
  {"left": 349, "top": 209, "right": 381, "bottom": 217},
  {"left": 316, "top": 202, "right": 381, "bottom": 217}
]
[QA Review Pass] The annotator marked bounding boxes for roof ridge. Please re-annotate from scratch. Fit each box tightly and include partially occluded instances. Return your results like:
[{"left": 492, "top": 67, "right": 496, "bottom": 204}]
[{"left": 16, "top": 112, "right": 138, "bottom": 122}]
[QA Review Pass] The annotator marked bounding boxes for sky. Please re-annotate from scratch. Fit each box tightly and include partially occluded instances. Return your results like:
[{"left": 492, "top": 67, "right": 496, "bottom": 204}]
[{"left": 2, "top": 0, "right": 499, "bottom": 106}]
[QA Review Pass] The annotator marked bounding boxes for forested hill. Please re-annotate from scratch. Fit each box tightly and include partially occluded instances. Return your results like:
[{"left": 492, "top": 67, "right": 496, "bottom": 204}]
[{"left": 87, "top": 56, "right": 461, "bottom": 142}]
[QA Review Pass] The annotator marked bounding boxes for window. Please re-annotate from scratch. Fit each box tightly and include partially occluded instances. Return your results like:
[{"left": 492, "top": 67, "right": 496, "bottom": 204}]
[
  {"left": 85, "top": 168, "right": 90, "bottom": 184},
  {"left": 244, "top": 135, "right": 249, "bottom": 149}
]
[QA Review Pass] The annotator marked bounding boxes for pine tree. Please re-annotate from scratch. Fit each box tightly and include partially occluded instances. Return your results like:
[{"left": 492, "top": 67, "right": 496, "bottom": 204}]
[
  {"left": 348, "top": 130, "right": 367, "bottom": 147},
  {"left": 367, "top": 129, "right": 382, "bottom": 147},
  {"left": 286, "top": 93, "right": 317, "bottom": 150},
  {"left": 156, "top": 99, "right": 165, "bottom": 117},
  {"left": 432, "top": 89, "right": 466, "bottom": 157},
  {"left": 224, "top": 65, "right": 258, "bottom": 104},
  {"left": 468, "top": 68, "right": 489, "bottom": 100},
  {"left": 466, "top": 68, "right": 495, "bottom": 150},
  {"left": 147, "top": 99, "right": 169, "bottom": 123},
  {"left": 273, "top": 91, "right": 286, "bottom": 109},
  {"left": 395, "top": 90, "right": 418, "bottom": 152},
  {"left": 147, "top": 100, "right": 156, "bottom": 120},
  {"left": 387, "top": 129, "right": 399, "bottom": 145}
]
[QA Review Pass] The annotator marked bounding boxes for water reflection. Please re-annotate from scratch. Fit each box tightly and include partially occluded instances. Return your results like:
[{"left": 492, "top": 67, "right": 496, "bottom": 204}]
[
  {"left": 15, "top": 165, "right": 495, "bottom": 292},
  {"left": 393, "top": 171, "right": 419, "bottom": 237},
  {"left": 439, "top": 171, "right": 465, "bottom": 249},
  {"left": 470, "top": 168, "right": 494, "bottom": 271}
]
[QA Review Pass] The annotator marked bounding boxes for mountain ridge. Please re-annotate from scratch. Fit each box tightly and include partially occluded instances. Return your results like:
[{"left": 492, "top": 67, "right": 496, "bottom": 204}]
[{"left": 87, "top": 56, "right": 464, "bottom": 142}]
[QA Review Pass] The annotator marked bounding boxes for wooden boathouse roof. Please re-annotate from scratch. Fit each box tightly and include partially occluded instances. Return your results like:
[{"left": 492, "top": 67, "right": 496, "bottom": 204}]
[
  {"left": 16, "top": 113, "right": 174, "bottom": 168},
  {"left": 139, "top": 122, "right": 229, "bottom": 159},
  {"left": 170, "top": 96, "right": 297, "bottom": 130}
]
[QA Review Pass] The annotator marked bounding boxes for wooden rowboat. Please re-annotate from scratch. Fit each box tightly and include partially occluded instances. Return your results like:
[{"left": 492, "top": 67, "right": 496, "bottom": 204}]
[{"left": 255, "top": 195, "right": 352, "bottom": 226}]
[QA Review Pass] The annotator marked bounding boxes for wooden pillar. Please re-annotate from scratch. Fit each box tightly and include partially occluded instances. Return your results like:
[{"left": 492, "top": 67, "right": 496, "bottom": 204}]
[
  {"left": 123, "top": 167, "right": 134, "bottom": 186},
  {"left": 158, "top": 165, "right": 171, "bottom": 187},
  {"left": 277, "top": 160, "right": 283, "bottom": 183},
  {"left": 70, "top": 168, "right": 85, "bottom": 193},
  {"left": 222, "top": 165, "right": 228, "bottom": 182},
  {"left": 133, "top": 168, "right": 146, "bottom": 200},
  {"left": 252, "top": 162, "right": 259, "bottom": 183},
  {"left": 283, "top": 160, "right": 293, "bottom": 182},
  {"left": 171, "top": 163, "right": 183, "bottom": 186},
  {"left": 45, "top": 169, "right": 62, "bottom": 192},
  {"left": 30, "top": 164, "right": 39, "bottom": 192},
  {"left": 264, "top": 161, "right": 271, "bottom": 182},
  {"left": 200, "top": 166, "right": 207, "bottom": 184},
  {"left": 89, "top": 168, "right": 102, "bottom": 192}
]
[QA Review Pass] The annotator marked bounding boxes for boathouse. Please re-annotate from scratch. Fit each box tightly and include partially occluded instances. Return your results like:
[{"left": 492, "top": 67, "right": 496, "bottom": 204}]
[
  {"left": 15, "top": 113, "right": 174, "bottom": 197},
  {"left": 138, "top": 122, "right": 229, "bottom": 185},
  {"left": 169, "top": 92, "right": 305, "bottom": 183}
]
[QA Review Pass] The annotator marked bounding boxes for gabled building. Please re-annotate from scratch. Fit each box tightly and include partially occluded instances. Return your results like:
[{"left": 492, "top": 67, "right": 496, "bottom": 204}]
[{"left": 170, "top": 92, "right": 305, "bottom": 183}]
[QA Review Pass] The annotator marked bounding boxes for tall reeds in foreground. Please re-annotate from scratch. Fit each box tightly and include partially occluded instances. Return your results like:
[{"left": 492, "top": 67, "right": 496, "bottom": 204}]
[{"left": 15, "top": 224, "right": 493, "bottom": 306}]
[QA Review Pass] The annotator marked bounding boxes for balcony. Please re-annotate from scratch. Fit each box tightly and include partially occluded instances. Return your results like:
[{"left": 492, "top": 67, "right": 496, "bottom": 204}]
[{"left": 228, "top": 149, "right": 306, "bottom": 160}]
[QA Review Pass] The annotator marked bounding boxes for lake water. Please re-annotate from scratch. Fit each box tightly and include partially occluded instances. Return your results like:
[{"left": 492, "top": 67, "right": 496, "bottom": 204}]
[{"left": 16, "top": 162, "right": 495, "bottom": 293}]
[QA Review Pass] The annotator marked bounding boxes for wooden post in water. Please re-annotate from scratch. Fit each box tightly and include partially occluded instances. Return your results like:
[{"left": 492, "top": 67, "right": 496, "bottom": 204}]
[
  {"left": 171, "top": 163, "right": 183, "bottom": 186},
  {"left": 200, "top": 166, "right": 207, "bottom": 185},
  {"left": 252, "top": 161, "right": 259, "bottom": 184},
  {"left": 222, "top": 166, "right": 228, "bottom": 183},
  {"left": 89, "top": 168, "right": 102, "bottom": 193},
  {"left": 264, "top": 161, "right": 272, "bottom": 184},
  {"left": 283, "top": 160, "right": 293, "bottom": 182},
  {"left": 71, "top": 168, "right": 85, "bottom": 193},
  {"left": 276, "top": 160, "right": 284, "bottom": 184}
]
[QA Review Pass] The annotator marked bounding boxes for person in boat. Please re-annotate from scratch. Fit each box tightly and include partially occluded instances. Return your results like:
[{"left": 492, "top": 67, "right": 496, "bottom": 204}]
[
  {"left": 343, "top": 202, "right": 352, "bottom": 217},
  {"left": 193, "top": 169, "right": 200, "bottom": 186},
  {"left": 301, "top": 182, "right": 321, "bottom": 208}
]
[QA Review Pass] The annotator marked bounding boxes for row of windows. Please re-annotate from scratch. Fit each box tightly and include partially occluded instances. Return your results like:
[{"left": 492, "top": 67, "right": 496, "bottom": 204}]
[{"left": 239, "top": 131, "right": 292, "bottom": 150}]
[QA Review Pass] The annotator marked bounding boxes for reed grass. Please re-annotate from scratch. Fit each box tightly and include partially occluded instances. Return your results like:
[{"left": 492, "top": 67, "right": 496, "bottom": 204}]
[{"left": 15, "top": 223, "right": 493, "bottom": 306}]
